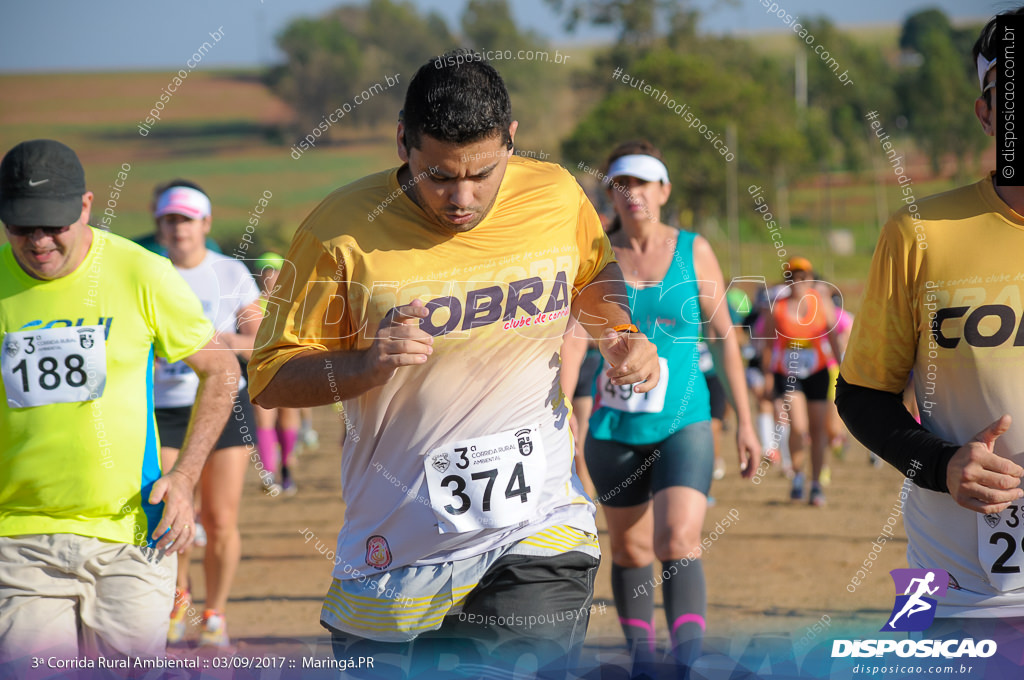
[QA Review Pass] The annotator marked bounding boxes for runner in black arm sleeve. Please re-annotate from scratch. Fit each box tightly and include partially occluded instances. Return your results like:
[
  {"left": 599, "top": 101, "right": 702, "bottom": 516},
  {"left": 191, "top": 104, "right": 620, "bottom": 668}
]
[{"left": 834, "top": 375, "right": 959, "bottom": 491}]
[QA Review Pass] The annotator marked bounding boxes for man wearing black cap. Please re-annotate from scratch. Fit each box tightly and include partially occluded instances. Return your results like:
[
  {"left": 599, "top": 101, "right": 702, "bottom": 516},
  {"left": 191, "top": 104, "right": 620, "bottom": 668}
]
[{"left": 0, "top": 139, "right": 238, "bottom": 666}]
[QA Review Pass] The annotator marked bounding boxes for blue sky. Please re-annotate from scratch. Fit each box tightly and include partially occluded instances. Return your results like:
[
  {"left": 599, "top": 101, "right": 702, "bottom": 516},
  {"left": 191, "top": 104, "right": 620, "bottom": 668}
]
[{"left": 0, "top": 0, "right": 989, "bottom": 73}]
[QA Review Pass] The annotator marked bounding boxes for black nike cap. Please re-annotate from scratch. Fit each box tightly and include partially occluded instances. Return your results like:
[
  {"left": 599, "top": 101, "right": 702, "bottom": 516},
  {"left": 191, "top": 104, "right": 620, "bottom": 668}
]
[{"left": 0, "top": 139, "right": 87, "bottom": 227}]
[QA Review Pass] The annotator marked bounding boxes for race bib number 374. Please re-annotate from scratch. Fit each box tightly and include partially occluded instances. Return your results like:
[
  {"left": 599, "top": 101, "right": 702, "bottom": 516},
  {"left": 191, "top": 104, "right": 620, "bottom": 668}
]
[
  {"left": 423, "top": 425, "right": 547, "bottom": 534},
  {"left": 2, "top": 326, "right": 107, "bottom": 408}
]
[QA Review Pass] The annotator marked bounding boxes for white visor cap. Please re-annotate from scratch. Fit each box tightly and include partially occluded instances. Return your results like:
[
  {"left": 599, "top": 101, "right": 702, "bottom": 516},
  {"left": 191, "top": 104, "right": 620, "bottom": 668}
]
[
  {"left": 978, "top": 53, "right": 997, "bottom": 90},
  {"left": 605, "top": 154, "right": 670, "bottom": 185}
]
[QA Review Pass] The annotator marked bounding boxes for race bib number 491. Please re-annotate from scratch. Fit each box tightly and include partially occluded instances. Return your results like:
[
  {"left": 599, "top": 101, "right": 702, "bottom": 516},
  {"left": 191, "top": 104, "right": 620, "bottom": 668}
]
[
  {"left": 598, "top": 356, "right": 669, "bottom": 413},
  {"left": 423, "top": 426, "right": 547, "bottom": 534},
  {"left": 2, "top": 326, "right": 107, "bottom": 408}
]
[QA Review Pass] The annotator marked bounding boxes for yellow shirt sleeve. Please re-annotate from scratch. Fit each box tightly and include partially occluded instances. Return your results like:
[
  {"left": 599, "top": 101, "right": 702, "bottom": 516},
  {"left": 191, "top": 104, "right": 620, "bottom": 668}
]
[
  {"left": 573, "top": 187, "right": 614, "bottom": 293},
  {"left": 247, "top": 225, "right": 355, "bottom": 401},
  {"left": 840, "top": 211, "right": 923, "bottom": 393}
]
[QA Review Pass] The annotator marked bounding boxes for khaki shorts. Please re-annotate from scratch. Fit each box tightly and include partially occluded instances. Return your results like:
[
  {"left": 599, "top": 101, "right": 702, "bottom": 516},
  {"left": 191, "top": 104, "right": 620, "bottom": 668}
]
[{"left": 0, "top": 533, "right": 176, "bottom": 666}]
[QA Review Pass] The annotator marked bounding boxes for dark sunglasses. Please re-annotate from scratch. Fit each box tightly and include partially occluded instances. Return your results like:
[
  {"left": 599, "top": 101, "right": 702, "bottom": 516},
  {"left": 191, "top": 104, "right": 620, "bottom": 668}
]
[{"left": 5, "top": 225, "right": 72, "bottom": 237}]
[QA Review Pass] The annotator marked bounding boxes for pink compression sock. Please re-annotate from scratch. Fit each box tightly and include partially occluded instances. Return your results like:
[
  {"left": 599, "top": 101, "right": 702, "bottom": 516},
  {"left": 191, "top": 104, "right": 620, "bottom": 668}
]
[
  {"left": 279, "top": 428, "right": 299, "bottom": 468},
  {"left": 256, "top": 428, "right": 278, "bottom": 473}
]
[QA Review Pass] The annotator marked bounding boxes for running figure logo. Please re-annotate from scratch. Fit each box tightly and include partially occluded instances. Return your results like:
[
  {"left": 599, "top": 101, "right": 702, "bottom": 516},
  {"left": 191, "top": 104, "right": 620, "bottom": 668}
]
[{"left": 882, "top": 569, "right": 948, "bottom": 632}]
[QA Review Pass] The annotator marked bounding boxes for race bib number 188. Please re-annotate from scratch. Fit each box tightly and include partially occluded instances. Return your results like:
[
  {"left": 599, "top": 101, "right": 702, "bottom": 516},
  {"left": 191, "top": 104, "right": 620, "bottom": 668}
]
[
  {"left": 978, "top": 504, "right": 1024, "bottom": 592},
  {"left": 2, "top": 326, "right": 107, "bottom": 408},
  {"left": 423, "top": 425, "right": 547, "bottom": 534}
]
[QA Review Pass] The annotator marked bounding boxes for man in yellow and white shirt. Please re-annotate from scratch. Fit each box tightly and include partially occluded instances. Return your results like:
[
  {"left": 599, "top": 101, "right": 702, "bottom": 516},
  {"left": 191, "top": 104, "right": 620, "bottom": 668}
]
[
  {"left": 249, "top": 50, "right": 659, "bottom": 672},
  {"left": 838, "top": 8, "right": 1024, "bottom": 645}
]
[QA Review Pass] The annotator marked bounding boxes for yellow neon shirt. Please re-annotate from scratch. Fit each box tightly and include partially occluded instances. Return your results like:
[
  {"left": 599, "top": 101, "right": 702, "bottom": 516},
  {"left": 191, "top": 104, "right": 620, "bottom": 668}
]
[{"left": 0, "top": 228, "right": 213, "bottom": 545}]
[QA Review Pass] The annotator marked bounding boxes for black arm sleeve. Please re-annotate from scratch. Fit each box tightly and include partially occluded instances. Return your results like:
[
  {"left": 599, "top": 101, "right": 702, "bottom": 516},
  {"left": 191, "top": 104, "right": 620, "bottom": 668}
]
[{"left": 834, "top": 374, "right": 961, "bottom": 493}]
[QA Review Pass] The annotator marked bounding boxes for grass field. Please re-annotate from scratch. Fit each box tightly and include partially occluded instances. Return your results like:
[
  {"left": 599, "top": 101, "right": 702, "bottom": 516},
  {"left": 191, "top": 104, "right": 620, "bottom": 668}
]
[
  {"left": 0, "top": 71, "right": 393, "bottom": 254},
  {"left": 0, "top": 67, "right": 992, "bottom": 296}
]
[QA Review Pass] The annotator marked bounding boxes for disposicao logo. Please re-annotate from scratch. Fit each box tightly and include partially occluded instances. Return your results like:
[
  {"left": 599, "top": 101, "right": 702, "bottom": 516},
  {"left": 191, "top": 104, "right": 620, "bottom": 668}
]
[
  {"left": 882, "top": 568, "right": 946, "bottom": 632},
  {"left": 831, "top": 569, "right": 997, "bottom": 659}
]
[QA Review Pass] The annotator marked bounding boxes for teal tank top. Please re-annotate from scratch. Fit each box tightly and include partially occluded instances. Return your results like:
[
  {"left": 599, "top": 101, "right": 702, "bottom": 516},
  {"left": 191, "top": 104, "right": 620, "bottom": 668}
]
[{"left": 588, "top": 230, "right": 711, "bottom": 445}]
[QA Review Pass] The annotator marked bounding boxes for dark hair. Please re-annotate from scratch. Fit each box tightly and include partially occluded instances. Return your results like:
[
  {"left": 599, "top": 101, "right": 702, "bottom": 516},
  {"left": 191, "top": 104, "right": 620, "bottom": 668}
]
[
  {"left": 152, "top": 178, "right": 206, "bottom": 200},
  {"left": 402, "top": 48, "right": 513, "bottom": 152},
  {"left": 602, "top": 140, "right": 665, "bottom": 234},
  {"left": 974, "top": 6, "right": 1024, "bottom": 89}
]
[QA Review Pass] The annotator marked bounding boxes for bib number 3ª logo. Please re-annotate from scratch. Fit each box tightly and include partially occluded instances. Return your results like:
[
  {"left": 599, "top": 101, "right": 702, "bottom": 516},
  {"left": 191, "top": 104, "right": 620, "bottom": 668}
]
[
  {"left": 978, "top": 504, "right": 1024, "bottom": 592},
  {"left": 2, "top": 326, "right": 107, "bottom": 408},
  {"left": 423, "top": 425, "right": 547, "bottom": 534}
]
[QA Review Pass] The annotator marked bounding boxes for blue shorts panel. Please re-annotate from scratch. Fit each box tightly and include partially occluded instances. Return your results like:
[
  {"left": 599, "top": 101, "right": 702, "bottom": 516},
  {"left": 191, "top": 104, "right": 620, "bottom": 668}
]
[{"left": 584, "top": 420, "right": 714, "bottom": 507}]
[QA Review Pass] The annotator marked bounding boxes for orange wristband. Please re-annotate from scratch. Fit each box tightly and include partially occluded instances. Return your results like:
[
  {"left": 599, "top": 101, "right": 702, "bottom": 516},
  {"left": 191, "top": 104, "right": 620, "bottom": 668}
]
[{"left": 612, "top": 324, "right": 639, "bottom": 333}]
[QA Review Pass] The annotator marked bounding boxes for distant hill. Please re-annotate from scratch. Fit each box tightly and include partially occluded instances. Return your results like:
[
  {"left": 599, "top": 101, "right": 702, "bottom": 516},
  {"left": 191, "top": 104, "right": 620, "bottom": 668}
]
[{"left": 0, "top": 70, "right": 394, "bottom": 252}]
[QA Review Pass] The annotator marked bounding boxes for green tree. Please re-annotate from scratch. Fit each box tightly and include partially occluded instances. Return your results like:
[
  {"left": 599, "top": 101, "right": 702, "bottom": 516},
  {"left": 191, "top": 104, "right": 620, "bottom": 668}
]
[
  {"left": 551, "top": 2, "right": 813, "bottom": 230},
  {"left": 269, "top": 1, "right": 454, "bottom": 139},
  {"left": 544, "top": 0, "right": 670, "bottom": 47},
  {"left": 897, "top": 9, "right": 987, "bottom": 176},
  {"left": 564, "top": 47, "right": 808, "bottom": 227},
  {"left": 463, "top": 0, "right": 526, "bottom": 48},
  {"left": 461, "top": 0, "right": 567, "bottom": 152},
  {"left": 899, "top": 8, "right": 952, "bottom": 53},
  {"left": 797, "top": 17, "right": 896, "bottom": 174},
  {"left": 268, "top": 16, "right": 364, "bottom": 136},
  {"left": 355, "top": 0, "right": 454, "bottom": 125}
]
